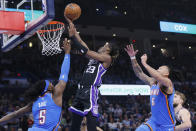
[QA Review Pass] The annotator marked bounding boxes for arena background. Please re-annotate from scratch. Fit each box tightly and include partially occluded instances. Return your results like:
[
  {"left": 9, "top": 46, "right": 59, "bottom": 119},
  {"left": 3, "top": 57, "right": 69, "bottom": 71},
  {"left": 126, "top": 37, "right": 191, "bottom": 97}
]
[{"left": 0, "top": 0, "right": 196, "bottom": 130}]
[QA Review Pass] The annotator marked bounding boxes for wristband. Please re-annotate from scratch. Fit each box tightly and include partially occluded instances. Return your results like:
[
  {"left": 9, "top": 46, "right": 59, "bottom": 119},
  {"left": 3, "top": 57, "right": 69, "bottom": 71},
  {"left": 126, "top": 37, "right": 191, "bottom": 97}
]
[
  {"left": 70, "top": 36, "right": 88, "bottom": 55},
  {"left": 130, "top": 56, "right": 136, "bottom": 60}
]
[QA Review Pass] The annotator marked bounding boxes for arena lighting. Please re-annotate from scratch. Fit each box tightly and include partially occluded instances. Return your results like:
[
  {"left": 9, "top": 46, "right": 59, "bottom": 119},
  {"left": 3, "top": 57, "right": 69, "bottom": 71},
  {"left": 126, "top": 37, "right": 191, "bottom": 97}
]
[
  {"left": 152, "top": 45, "right": 156, "bottom": 48},
  {"left": 17, "top": 73, "right": 21, "bottom": 77},
  {"left": 161, "top": 48, "right": 166, "bottom": 54},
  {"left": 115, "top": 6, "right": 118, "bottom": 9},
  {"left": 124, "top": 11, "right": 127, "bottom": 15},
  {"left": 160, "top": 21, "right": 196, "bottom": 35},
  {"left": 99, "top": 84, "right": 150, "bottom": 95},
  {"left": 113, "top": 33, "right": 116, "bottom": 37},
  {"left": 189, "top": 46, "right": 192, "bottom": 49},
  {"left": 29, "top": 42, "right": 33, "bottom": 47}
]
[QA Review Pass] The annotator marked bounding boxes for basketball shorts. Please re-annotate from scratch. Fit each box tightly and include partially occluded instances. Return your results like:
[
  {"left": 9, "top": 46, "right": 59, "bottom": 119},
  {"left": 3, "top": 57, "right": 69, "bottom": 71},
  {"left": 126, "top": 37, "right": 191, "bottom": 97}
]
[
  {"left": 136, "top": 118, "right": 175, "bottom": 131},
  {"left": 69, "top": 84, "right": 99, "bottom": 117},
  {"left": 28, "top": 127, "right": 48, "bottom": 131}
]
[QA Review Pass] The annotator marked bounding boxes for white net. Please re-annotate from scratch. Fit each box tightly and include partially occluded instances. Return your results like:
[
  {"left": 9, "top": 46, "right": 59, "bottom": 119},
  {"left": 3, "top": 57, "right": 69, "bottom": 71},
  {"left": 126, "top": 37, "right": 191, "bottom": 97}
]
[{"left": 37, "top": 21, "right": 65, "bottom": 56}]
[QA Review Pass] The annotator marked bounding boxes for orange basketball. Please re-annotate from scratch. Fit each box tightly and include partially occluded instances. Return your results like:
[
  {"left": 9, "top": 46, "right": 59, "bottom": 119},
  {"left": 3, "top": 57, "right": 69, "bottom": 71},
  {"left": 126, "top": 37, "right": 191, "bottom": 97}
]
[{"left": 64, "top": 3, "right": 81, "bottom": 21}]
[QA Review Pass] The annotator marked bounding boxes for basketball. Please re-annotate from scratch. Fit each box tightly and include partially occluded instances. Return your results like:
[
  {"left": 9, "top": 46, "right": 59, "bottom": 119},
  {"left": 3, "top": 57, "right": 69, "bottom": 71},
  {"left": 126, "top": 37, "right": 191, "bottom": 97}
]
[{"left": 64, "top": 3, "right": 81, "bottom": 21}]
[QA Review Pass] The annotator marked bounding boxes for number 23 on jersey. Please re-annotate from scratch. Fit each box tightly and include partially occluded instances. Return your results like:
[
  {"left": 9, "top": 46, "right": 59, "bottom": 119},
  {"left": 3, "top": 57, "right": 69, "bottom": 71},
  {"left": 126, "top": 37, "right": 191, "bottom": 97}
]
[{"left": 86, "top": 66, "right": 96, "bottom": 73}]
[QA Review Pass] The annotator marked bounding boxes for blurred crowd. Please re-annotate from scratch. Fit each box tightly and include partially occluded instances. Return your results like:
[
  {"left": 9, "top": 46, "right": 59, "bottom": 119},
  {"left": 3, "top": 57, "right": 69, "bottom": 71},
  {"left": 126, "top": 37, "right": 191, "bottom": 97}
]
[
  {"left": 0, "top": 83, "right": 195, "bottom": 131},
  {"left": 1, "top": 38, "right": 196, "bottom": 85}
]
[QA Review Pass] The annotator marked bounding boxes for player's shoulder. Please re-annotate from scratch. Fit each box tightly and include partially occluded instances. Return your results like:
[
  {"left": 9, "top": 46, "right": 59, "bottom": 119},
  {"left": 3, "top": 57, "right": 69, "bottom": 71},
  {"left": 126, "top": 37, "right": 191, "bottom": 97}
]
[
  {"left": 179, "top": 108, "right": 190, "bottom": 115},
  {"left": 150, "top": 78, "right": 156, "bottom": 86}
]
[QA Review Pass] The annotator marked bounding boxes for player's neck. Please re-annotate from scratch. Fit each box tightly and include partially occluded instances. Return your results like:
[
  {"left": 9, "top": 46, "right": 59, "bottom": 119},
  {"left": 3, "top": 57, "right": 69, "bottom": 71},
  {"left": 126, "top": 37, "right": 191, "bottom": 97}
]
[
  {"left": 157, "top": 82, "right": 162, "bottom": 87},
  {"left": 174, "top": 104, "right": 182, "bottom": 113}
]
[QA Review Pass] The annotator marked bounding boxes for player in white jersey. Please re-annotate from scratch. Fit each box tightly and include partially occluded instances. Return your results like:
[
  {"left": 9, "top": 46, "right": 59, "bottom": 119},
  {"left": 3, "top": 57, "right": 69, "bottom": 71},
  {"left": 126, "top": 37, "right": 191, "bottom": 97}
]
[{"left": 174, "top": 91, "right": 192, "bottom": 131}]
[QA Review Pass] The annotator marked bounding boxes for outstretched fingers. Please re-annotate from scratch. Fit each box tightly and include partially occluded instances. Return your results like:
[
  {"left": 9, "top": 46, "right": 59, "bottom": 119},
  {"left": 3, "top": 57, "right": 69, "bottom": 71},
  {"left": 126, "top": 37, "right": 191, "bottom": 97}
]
[{"left": 124, "top": 47, "right": 128, "bottom": 52}]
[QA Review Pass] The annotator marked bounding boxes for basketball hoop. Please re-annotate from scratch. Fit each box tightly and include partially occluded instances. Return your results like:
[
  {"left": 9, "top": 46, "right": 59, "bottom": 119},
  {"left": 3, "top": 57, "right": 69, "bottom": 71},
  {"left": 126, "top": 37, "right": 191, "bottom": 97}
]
[{"left": 37, "top": 21, "right": 65, "bottom": 56}]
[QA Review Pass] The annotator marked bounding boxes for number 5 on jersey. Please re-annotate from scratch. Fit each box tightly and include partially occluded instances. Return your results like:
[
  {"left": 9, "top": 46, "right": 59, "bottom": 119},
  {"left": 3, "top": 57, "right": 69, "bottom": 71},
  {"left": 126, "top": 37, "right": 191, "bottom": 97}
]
[
  {"left": 152, "top": 98, "right": 155, "bottom": 106},
  {"left": 39, "top": 109, "right": 46, "bottom": 124}
]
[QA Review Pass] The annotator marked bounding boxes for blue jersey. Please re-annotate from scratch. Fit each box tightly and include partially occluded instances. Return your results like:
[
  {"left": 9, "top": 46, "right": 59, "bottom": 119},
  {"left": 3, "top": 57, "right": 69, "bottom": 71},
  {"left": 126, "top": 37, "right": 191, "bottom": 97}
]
[
  {"left": 31, "top": 93, "right": 62, "bottom": 131},
  {"left": 150, "top": 84, "right": 175, "bottom": 126}
]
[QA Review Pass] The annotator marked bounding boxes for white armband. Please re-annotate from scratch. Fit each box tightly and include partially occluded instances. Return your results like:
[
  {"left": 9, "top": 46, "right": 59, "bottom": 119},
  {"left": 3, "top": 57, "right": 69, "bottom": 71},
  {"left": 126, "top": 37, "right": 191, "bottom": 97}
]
[{"left": 130, "top": 56, "right": 136, "bottom": 60}]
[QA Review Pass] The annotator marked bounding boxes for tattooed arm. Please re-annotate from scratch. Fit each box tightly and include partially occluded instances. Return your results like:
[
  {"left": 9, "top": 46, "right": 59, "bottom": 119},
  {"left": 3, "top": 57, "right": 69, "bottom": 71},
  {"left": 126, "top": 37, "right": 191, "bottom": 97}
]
[
  {"left": 125, "top": 44, "right": 155, "bottom": 86},
  {"left": 131, "top": 58, "right": 155, "bottom": 86}
]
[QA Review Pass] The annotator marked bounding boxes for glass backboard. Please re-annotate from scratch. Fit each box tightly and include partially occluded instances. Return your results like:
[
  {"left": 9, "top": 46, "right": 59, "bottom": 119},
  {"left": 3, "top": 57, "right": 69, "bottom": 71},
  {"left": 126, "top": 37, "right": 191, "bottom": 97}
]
[{"left": 0, "top": 0, "right": 55, "bottom": 52}]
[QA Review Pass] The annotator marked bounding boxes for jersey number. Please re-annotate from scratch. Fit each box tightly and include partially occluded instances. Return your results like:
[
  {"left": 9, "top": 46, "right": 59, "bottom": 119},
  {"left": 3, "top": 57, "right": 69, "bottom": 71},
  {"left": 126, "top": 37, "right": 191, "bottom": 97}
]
[
  {"left": 39, "top": 109, "right": 46, "bottom": 124},
  {"left": 152, "top": 98, "right": 155, "bottom": 106},
  {"left": 86, "top": 66, "right": 96, "bottom": 73}
]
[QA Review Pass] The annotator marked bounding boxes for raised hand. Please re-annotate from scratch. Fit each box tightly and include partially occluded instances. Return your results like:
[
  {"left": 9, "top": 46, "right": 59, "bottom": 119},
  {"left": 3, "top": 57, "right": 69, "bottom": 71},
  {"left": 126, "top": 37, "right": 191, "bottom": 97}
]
[
  {"left": 65, "top": 15, "right": 77, "bottom": 37},
  {"left": 141, "top": 54, "right": 148, "bottom": 65},
  {"left": 64, "top": 15, "right": 72, "bottom": 24},
  {"left": 62, "top": 38, "right": 71, "bottom": 54},
  {"left": 68, "top": 23, "right": 77, "bottom": 38},
  {"left": 124, "top": 44, "right": 138, "bottom": 57}
]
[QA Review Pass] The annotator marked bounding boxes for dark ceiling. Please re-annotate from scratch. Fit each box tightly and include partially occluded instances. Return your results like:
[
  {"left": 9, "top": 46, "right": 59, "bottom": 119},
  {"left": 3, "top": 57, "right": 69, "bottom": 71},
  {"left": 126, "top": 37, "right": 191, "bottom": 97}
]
[{"left": 54, "top": 0, "right": 196, "bottom": 31}]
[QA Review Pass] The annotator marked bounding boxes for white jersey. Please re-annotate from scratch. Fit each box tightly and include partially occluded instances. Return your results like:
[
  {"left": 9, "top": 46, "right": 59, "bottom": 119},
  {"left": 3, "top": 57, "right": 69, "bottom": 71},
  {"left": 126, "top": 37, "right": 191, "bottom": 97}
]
[{"left": 175, "top": 107, "right": 191, "bottom": 131}]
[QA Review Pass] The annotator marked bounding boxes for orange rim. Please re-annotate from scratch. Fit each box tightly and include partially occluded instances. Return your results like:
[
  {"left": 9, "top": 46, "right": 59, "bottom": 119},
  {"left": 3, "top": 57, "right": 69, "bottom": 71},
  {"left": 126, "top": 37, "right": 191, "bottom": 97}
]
[{"left": 37, "top": 21, "right": 65, "bottom": 33}]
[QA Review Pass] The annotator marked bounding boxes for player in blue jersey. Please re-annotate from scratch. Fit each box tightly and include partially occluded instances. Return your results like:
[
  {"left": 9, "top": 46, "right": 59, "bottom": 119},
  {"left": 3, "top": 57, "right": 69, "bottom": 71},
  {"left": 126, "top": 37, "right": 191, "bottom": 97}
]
[
  {"left": 125, "top": 44, "right": 175, "bottom": 131},
  {"left": 65, "top": 17, "right": 119, "bottom": 131},
  {"left": 0, "top": 38, "right": 71, "bottom": 131},
  {"left": 174, "top": 91, "right": 192, "bottom": 131}
]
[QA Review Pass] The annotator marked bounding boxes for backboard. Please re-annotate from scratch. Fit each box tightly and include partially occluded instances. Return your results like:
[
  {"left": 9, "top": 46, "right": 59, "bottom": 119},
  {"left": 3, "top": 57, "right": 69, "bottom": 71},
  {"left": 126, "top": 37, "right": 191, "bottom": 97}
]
[{"left": 0, "top": 0, "right": 55, "bottom": 52}]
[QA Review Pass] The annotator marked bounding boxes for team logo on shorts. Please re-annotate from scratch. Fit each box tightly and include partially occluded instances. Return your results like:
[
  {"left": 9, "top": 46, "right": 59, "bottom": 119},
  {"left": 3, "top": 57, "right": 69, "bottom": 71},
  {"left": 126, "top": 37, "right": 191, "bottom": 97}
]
[{"left": 92, "top": 106, "right": 98, "bottom": 114}]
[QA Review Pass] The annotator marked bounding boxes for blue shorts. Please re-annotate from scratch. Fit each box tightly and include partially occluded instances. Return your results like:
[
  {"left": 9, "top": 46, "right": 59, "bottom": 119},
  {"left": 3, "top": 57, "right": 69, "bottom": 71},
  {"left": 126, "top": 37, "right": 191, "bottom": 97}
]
[
  {"left": 28, "top": 127, "right": 48, "bottom": 131},
  {"left": 136, "top": 118, "right": 175, "bottom": 131}
]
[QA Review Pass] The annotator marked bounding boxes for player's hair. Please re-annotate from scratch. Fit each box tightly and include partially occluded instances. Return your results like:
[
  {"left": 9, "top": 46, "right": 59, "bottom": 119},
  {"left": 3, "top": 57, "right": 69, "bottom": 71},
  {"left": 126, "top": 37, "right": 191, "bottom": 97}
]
[
  {"left": 108, "top": 43, "right": 119, "bottom": 65},
  {"left": 24, "top": 80, "right": 46, "bottom": 103},
  {"left": 175, "top": 91, "right": 186, "bottom": 105},
  {"left": 169, "top": 68, "right": 185, "bottom": 82}
]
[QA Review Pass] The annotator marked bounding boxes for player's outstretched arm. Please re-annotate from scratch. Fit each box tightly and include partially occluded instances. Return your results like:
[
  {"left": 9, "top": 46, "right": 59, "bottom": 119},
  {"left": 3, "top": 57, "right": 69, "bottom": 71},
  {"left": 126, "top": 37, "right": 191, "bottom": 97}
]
[
  {"left": 141, "top": 54, "right": 173, "bottom": 94},
  {"left": 65, "top": 17, "right": 112, "bottom": 64},
  {"left": 125, "top": 44, "right": 155, "bottom": 86},
  {"left": 65, "top": 16, "right": 89, "bottom": 50},
  {"left": 68, "top": 23, "right": 111, "bottom": 63},
  {"left": 0, "top": 104, "right": 32, "bottom": 125},
  {"left": 53, "top": 38, "right": 71, "bottom": 107},
  {"left": 175, "top": 109, "right": 192, "bottom": 131}
]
